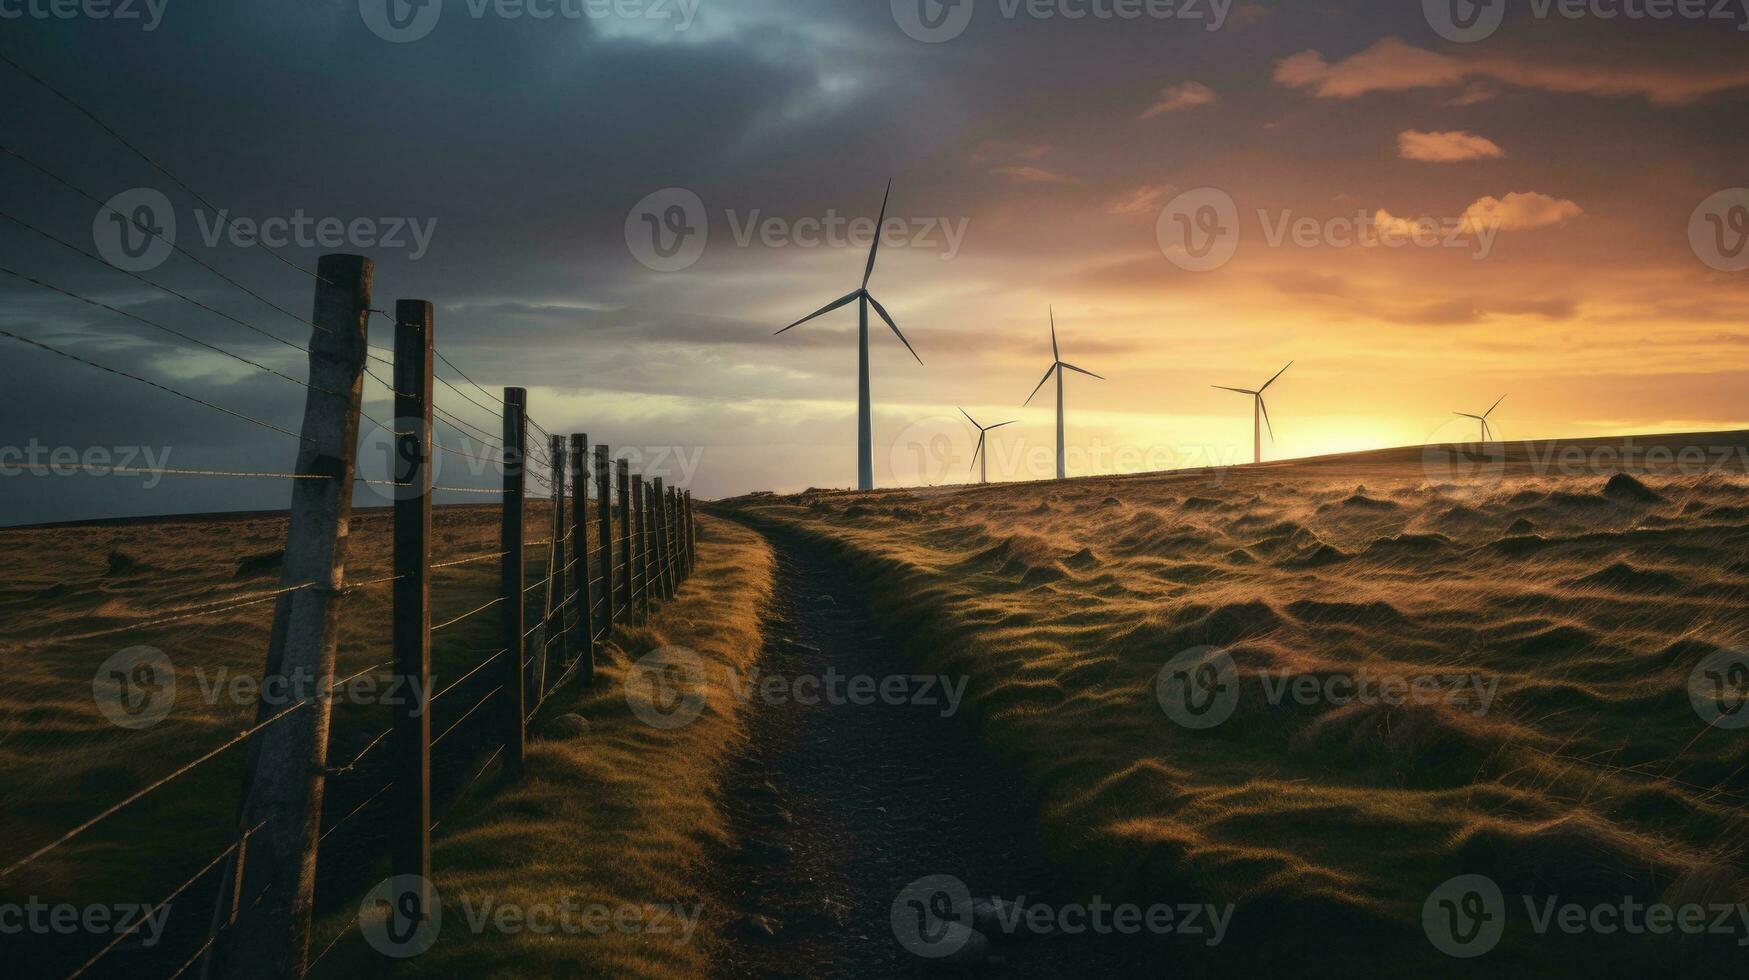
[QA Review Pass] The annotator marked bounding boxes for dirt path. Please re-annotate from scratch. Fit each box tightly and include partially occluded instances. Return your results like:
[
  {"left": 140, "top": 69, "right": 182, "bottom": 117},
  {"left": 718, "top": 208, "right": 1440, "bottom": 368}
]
[{"left": 711, "top": 523, "right": 1184, "bottom": 978}]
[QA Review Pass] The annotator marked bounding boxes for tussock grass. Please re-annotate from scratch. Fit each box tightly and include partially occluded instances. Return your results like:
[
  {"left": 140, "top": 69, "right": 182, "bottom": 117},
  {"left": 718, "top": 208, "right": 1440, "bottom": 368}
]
[{"left": 721, "top": 436, "right": 1749, "bottom": 971}]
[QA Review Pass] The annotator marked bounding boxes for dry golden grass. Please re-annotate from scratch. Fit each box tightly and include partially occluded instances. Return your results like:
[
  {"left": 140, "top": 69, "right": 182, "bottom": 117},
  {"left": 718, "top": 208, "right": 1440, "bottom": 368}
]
[
  {"left": 720, "top": 434, "right": 1749, "bottom": 966},
  {"left": 320, "top": 515, "right": 773, "bottom": 978},
  {"left": 0, "top": 502, "right": 770, "bottom": 980}
]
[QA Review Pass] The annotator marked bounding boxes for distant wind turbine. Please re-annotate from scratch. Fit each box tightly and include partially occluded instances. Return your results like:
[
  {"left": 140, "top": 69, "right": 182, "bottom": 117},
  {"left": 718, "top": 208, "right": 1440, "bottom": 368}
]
[
  {"left": 959, "top": 407, "right": 1016, "bottom": 484},
  {"left": 1023, "top": 308, "right": 1105, "bottom": 480},
  {"left": 1454, "top": 395, "right": 1506, "bottom": 444},
  {"left": 774, "top": 180, "right": 921, "bottom": 491},
  {"left": 1213, "top": 361, "right": 1293, "bottom": 465}
]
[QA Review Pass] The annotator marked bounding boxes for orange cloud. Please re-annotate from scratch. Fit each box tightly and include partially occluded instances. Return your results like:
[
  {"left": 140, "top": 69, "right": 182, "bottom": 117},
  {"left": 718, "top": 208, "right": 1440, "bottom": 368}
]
[
  {"left": 992, "top": 165, "right": 1079, "bottom": 184},
  {"left": 1276, "top": 37, "right": 1749, "bottom": 105},
  {"left": 1398, "top": 129, "right": 1505, "bottom": 162},
  {"left": 1460, "top": 192, "right": 1583, "bottom": 232},
  {"left": 1139, "top": 81, "right": 1217, "bottom": 119},
  {"left": 1105, "top": 184, "right": 1175, "bottom": 215}
]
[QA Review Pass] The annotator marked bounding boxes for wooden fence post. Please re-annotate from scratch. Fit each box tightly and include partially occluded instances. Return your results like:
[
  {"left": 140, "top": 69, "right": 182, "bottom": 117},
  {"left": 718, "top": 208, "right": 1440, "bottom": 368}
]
[
  {"left": 631, "top": 473, "right": 647, "bottom": 620},
  {"left": 617, "top": 460, "right": 632, "bottom": 620},
  {"left": 652, "top": 477, "right": 670, "bottom": 601},
  {"left": 596, "top": 445, "right": 613, "bottom": 633},
  {"left": 669, "top": 487, "right": 683, "bottom": 586},
  {"left": 547, "top": 434, "right": 567, "bottom": 683},
  {"left": 569, "top": 434, "right": 593, "bottom": 684},
  {"left": 209, "top": 254, "right": 371, "bottom": 980},
  {"left": 688, "top": 491, "right": 698, "bottom": 568},
  {"left": 391, "top": 298, "right": 433, "bottom": 919},
  {"left": 500, "top": 388, "right": 528, "bottom": 781}
]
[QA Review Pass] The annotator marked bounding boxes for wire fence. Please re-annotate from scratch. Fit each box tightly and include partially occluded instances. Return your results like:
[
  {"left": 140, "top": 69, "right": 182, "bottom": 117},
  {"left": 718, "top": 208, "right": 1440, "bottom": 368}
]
[{"left": 0, "top": 50, "right": 701, "bottom": 980}]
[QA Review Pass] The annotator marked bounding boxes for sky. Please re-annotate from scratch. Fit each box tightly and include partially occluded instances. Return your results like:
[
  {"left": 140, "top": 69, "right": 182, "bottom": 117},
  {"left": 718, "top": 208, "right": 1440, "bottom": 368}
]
[{"left": 2, "top": 0, "right": 1748, "bottom": 523}]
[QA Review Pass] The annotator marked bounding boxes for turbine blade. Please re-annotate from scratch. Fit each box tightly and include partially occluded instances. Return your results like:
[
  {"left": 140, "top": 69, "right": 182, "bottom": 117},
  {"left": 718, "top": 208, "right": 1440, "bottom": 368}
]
[
  {"left": 971, "top": 433, "right": 985, "bottom": 472},
  {"left": 1212, "top": 385, "right": 1257, "bottom": 395},
  {"left": 1050, "top": 307, "right": 1059, "bottom": 362},
  {"left": 865, "top": 293, "right": 922, "bottom": 365},
  {"left": 1454, "top": 413, "right": 1483, "bottom": 420},
  {"left": 987, "top": 420, "right": 1017, "bottom": 430},
  {"left": 1258, "top": 395, "right": 1275, "bottom": 441},
  {"left": 1260, "top": 360, "right": 1294, "bottom": 392},
  {"left": 1483, "top": 420, "right": 1493, "bottom": 442},
  {"left": 1023, "top": 364, "right": 1056, "bottom": 406},
  {"left": 1485, "top": 393, "right": 1506, "bottom": 418},
  {"left": 775, "top": 289, "right": 861, "bottom": 334},
  {"left": 1058, "top": 362, "right": 1104, "bottom": 380},
  {"left": 862, "top": 179, "right": 892, "bottom": 289},
  {"left": 958, "top": 406, "right": 980, "bottom": 429}
]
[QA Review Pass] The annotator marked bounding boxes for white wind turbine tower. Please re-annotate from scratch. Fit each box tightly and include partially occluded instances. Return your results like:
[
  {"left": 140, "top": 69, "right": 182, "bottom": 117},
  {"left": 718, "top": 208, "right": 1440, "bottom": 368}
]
[
  {"left": 773, "top": 180, "right": 921, "bottom": 491},
  {"left": 1213, "top": 361, "right": 1292, "bottom": 465},
  {"left": 1023, "top": 308, "right": 1105, "bottom": 480},
  {"left": 959, "top": 407, "right": 1016, "bottom": 484},
  {"left": 1455, "top": 394, "right": 1506, "bottom": 444}
]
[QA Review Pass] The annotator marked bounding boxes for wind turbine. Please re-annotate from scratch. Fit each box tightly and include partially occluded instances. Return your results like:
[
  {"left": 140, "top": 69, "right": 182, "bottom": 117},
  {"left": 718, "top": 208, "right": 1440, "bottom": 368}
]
[
  {"left": 1023, "top": 308, "right": 1104, "bottom": 480},
  {"left": 1213, "top": 361, "right": 1292, "bottom": 465},
  {"left": 774, "top": 180, "right": 922, "bottom": 491},
  {"left": 1454, "top": 395, "right": 1506, "bottom": 444},
  {"left": 960, "top": 407, "right": 1016, "bottom": 484}
]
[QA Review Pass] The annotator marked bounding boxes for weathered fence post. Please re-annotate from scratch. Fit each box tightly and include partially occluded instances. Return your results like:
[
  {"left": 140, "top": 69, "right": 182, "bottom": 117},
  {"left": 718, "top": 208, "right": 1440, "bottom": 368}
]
[
  {"left": 391, "top": 298, "right": 433, "bottom": 919},
  {"left": 500, "top": 387, "right": 528, "bottom": 780},
  {"left": 209, "top": 254, "right": 371, "bottom": 980},
  {"left": 631, "top": 473, "right": 647, "bottom": 620},
  {"left": 647, "top": 479, "right": 664, "bottom": 602},
  {"left": 596, "top": 444, "right": 613, "bottom": 633},
  {"left": 687, "top": 490, "right": 697, "bottom": 568},
  {"left": 617, "top": 460, "right": 632, "bottom": 619},
  {"left": 669, "top": 487, "right": 684, "bottom": 587},
  {"left": 569, "top": 434, "right": 593, "bottom": 684},
  {"left": 547, "top": 434, "right": 567, "bottom": 683}
]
